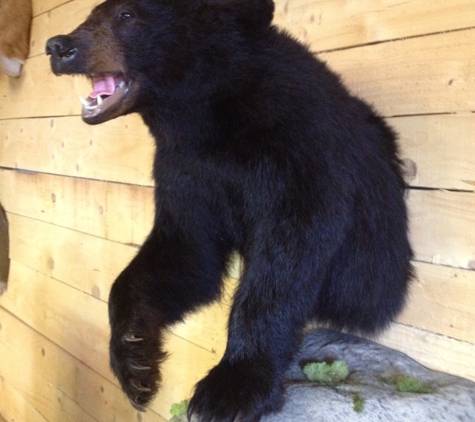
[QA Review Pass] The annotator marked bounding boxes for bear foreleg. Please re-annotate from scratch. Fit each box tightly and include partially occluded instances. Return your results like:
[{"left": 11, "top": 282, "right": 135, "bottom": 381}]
[{"left": 108, "top": 226, "right": 227, "bottom": 411}]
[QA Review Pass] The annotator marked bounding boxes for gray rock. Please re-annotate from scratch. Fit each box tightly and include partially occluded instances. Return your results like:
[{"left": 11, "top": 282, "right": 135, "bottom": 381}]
[{"left": 171, "top": 329, "right": 475, "bottom": 421}]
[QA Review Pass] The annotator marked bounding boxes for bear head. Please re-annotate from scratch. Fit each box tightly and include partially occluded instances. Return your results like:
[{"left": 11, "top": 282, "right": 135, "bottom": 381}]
[{"left": 46, "top": 0, "right": 275, "bottom": 125}]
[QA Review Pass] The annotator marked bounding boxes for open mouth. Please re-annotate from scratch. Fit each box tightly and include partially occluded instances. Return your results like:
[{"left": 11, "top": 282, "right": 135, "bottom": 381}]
[{"left": 79, "top": 73, "right": 129, "bottom": 123}]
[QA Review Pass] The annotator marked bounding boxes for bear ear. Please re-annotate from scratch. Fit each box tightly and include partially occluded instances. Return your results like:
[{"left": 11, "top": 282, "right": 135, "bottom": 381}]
[
  {"left": 234, "top": 0, "right": 275, "bottom": 31},
  {"left": 209, "top": 0, "right": 275, "bottom": 34}
]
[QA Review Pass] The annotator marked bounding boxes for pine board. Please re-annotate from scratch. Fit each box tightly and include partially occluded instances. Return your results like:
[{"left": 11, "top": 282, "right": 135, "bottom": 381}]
[
  {"left": 389, "top": 114, "right": 475, "bottom": 191},
  {"left": 31, "top": 0, "right": 102, "bottom": 57},
  {"left": 7, "top": 212, "right": 475, "bottom": 350},
  {"left": 397, "top": 262, "right": 475, "bottom": 344},
  {"left": 274, "top": 0, "right": 475, "bottom": 52},
  {"left": 320, "top": 29, "right": 475, "bottom": 116},
  {"left": 0, "top": 261, "right": 222, "bottom": 418},
  {"left": 0, "top": 54, "right": 90, "bottom": 119},
  {"left": 0, "top": 169, "right": 154, "bottom": 245},
  {"left": 4, "top": 29, "right": 475, "bottom": 119},
  {"left": 2, "top": 114, "right": 475, "bottom": 191},
  {"left": 7, "top": 212, "right": 137, "bottom": 302},
  {"left": 0, "top": 115, "right": 154, "bottom": 186},
  {"left": 33, "top": 0, "right": 73, "bottom": 17},
  {"left": 408, "top": 190, "right": 475, "bottom": 270},
  {"left": 2, "top": 170, "right": 474, "bottom": 270},
  {"left": 0, "top": 378, "right": 50, "bottom": 422},
  {"left": 0, "top": 306, "right": 166, "bottom": 422},
  {"left": 31, "top": 0, "right": 475, "bottom": 57},
  {"left": 378, "top": 323, "right": 475, "bottom": 382},
  {"left": 6, "top": 212, "right": 234, "bottom": 355},
  {"left": 1, "top": 0, "right": 473, "bottom": 420},
  {"left": 1, "top": 260, "right": 112, "bottom": 383}
]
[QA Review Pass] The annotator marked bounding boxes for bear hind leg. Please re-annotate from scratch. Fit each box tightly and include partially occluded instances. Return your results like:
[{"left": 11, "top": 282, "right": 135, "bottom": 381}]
[{"left": 313, "top": 214, "right": 414, "bottom": 334}]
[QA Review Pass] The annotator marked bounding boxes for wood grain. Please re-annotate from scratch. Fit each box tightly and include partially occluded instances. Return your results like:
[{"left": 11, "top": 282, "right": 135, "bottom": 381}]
[
  {"left": 274, "top": 0, "right": 475, "bottom": 52},
  {"left": 320, "top": 29, "right": 475, "bottom": 116},
  {"left": 31, "top": 0, "right": 102, "bottom": 56},
  {"left": 33, "top": 0, "right": 73, "bottom": 17},
  {"left": 408, "top": 190, "right": 475, "bottom": 270},
  {"left": 0, "top": 115, "right": 154, "bottom": 186},
  {"left": 2, "top": 113, "right": 474, "bottom": 190},
  {"left": 2, "top": 170, "right": 473, "bottom": 270},
  {"left": 0, "top": 260, "right": 222, "bottom": 418},
  {"left": 4, "top": 17, "right": 475, "bottom": 119},
  {"left": 1, "top": 1, "right": 475, "bottom": 420},
  {"left": 397, "top": 262, "right": 475, "bottom": 344},
  {"left": 377, "top": 323, "right": 475, "bottom": 382},
  {"left": 7, "top": 212, "right": 137, "bottom": 302},
  {"left": 390, "top": 114, "right": 475, "bottom": 191},
  {"left": 0, "top": 169, "right": 155, "bottom": 245},
  {"left": 0, "top": 307, "right": 166, "bottom": 422},
  {"left": 0, "top": 54, "right": 89, "bottom": 119},
  {"left": 7, "top": 212, "right": 235, "bottom": 354}
]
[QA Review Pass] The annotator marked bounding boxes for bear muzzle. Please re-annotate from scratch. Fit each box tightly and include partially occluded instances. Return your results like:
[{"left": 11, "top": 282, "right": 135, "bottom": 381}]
[
  {"left": 46, "top": 35, "right": 78, "bottom": 74},
  {"left": 46, "top": 35, "right": 135, "bottom": 125}
]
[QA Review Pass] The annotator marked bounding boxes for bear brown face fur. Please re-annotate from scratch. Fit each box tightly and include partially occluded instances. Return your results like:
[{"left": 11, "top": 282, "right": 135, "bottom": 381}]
[{"left": 47, "top": 1, "right": 413, "bottom": 421}]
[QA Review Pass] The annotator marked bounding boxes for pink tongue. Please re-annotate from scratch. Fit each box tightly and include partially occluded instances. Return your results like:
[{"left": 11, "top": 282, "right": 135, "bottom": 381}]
[{"left": 90, "top": 75, "right": 116, "bottom": 99}]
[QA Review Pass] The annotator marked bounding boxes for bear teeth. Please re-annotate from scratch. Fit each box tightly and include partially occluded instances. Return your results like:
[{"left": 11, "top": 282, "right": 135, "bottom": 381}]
[
  {"left": 79, "top": 95, "right": 105, "bottom": 110},
  {"left": 79, "top": 81, "right": 125, "bottom": 110},
  {"left": 79, "top": 95, "right": 96, "bottom": 109}
]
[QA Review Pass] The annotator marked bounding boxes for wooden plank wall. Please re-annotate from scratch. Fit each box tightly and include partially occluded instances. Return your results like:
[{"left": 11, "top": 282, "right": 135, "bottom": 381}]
[{"left": 0, "top": 0, "right": 474, "bottom": 420}]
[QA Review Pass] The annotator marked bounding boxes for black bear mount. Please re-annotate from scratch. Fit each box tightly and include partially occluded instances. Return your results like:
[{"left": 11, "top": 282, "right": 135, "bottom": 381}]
[{"left": 46, "top": 0, "right": 414, "bottom": 421}]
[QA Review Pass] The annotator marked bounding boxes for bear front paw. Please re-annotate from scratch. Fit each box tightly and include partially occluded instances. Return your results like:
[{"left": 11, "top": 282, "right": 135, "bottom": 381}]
[
  {"left": 188, "top": 359, "right": 284, "bottom": 422},
  {"left": 110, "top": 317, "right": 166, "bottom": 411},
  {"left": 110, "top": 315, "right": 168, "bottom": 411},
  {"left": 108, "top": 268, "right": 170, "bottom": 411},
  {"left": 109, "top": 282, "right": 167, "bottom": 412}
]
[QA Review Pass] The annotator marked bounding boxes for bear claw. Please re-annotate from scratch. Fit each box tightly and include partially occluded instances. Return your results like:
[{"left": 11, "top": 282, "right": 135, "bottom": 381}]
[
  {"left": 130, "top": 363, "right": 152, "bottom": 370},
  {"left": 130, "top": 380, "right": 152, "bottom": 393},
  {"left": 129, "top": 396, "right": 147, "bottom": 412},
  {"left": 124, "top": 333, "right": 144, "bottom": 342}
]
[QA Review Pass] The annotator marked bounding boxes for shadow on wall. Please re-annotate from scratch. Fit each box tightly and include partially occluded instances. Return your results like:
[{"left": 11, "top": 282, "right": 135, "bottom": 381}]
[{"left": 0, "top": 203, "right": 9, "bottom": 294}]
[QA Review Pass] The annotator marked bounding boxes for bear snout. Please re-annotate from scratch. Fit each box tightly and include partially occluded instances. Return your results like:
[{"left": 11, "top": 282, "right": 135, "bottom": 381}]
[{"left": 46, "top": 35, "right": 78, "bottom": 72}]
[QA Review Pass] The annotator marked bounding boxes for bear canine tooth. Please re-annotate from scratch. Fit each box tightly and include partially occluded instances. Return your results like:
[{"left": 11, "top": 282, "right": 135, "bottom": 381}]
[
  {"left": 79, "top": 96, "right": 90, "bottom": 107},
  {"left": 97, "top": 95, "right": 104, "bottom": 105},
  {"left": 79, "top": 96, "right": 97, "bottom": 110}
]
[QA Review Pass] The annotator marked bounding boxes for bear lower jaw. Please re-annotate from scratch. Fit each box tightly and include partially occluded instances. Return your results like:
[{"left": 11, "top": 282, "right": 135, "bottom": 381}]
[{"left": 80, "top": 79, "right": 130, "bottom": 125}]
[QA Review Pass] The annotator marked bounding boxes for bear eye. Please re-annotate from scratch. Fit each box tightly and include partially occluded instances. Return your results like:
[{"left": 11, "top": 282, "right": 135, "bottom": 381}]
[{"left": 119, "top": 12, "right": 132, "bottom": 20}]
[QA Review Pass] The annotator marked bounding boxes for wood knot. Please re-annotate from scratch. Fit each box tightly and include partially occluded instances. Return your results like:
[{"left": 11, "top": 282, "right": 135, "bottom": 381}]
[{"left": 401, "top": 159, "right": 418, "bottom": 181}]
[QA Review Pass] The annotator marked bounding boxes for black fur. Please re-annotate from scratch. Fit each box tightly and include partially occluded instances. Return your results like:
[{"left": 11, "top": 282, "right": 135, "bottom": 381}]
[{"left": 46, "top": 0, "right": 413, "bottom": 420}]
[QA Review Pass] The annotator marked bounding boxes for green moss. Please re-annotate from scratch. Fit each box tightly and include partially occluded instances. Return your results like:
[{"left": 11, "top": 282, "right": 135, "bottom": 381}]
[
  {"left": 303, "top": 360, "right": 349, "bottom": 384},
  {"left": 379, "top": 374, "right": 432, "bottom": 394},
  {"left": 352, "top": 393, "right": 365, "bottom": 413},
  {"left": 396, "top": 376, "right": 432, "bottom": 394},
  {"left": 170, "top": 399, "right": 189, "bottom": 417}
]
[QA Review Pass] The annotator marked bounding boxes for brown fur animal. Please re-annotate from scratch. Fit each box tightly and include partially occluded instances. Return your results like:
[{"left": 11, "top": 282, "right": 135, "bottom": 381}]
[{"left": 0, "top": 0, "right": 32, "bottom": 77}]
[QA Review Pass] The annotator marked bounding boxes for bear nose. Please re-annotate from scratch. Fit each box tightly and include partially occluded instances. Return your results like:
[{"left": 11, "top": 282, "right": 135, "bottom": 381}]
[{"left": 46, "top": 35, "right": 77, "bottom": 61}]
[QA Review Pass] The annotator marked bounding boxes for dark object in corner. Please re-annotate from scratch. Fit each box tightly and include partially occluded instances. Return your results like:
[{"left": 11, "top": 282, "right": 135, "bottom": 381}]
[{"left": 0, "top": 203, "right": 9, "bottom": 294}]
